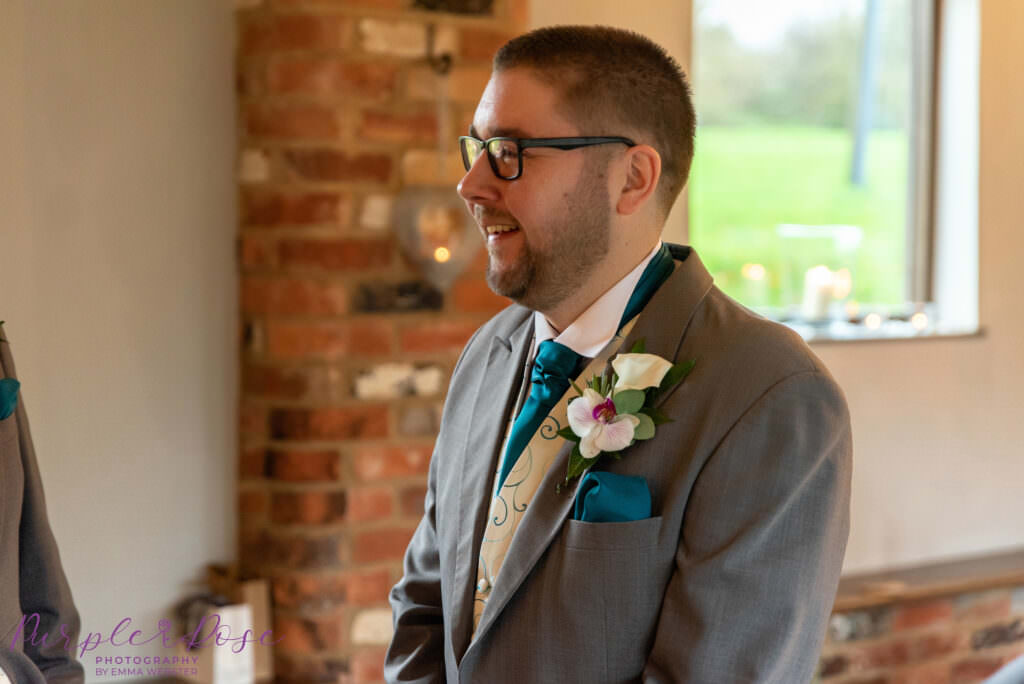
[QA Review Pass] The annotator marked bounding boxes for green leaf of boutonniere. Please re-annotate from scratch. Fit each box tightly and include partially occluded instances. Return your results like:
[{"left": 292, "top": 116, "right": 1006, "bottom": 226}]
[
  {"left": 628, "top": 338, "right": 646, "bottom": 354},
  {"left": 0, "top": 378, "right": 20, "bottom": 420},
  {"left": 659, "top": 358, "right": 696, "bottom": 392},
  {"left": 634, "top": 412, "right": 656, "bottom": 440},
  {"left": 566, "top": 444, "right": 593, "bottom": 482},
  {"left": 612, "top": 389, "right": 645, "bottom": 415}
]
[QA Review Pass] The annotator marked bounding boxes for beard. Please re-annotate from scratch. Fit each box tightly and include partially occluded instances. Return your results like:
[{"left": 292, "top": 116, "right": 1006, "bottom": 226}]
[{"left": 485, "top": 166, "right": 612, "bottom": 313}]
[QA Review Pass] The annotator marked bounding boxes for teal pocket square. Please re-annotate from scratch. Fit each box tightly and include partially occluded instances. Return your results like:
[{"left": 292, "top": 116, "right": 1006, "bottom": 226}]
[
  {"left": 0, "top": 378, "right": 20, "bottom": 420},
  {"left": 572, "top": 471, "right": 651, "bottom": 523}
]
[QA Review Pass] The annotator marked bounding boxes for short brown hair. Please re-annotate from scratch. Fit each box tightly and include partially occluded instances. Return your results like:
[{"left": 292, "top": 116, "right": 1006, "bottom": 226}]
[{"left": 494, "top": 25, "right": 696, "bottom": 218}]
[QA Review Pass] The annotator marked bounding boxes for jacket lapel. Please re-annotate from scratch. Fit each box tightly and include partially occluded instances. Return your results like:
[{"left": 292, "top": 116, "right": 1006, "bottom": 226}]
[
  {"left": 464, "top": 245, "right": 714, "bottom": 650},
  {"left": 450, "top": 312, "right": 533, "bottom": 663}
]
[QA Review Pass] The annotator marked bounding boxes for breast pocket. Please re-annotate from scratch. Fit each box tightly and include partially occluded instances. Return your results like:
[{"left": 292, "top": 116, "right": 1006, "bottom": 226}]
[
  {"left": 555, "top": 516, "right": 671, "bottom": 682},
  {"left": 562, "top": 515, "right": 663, "bottom": 550}
]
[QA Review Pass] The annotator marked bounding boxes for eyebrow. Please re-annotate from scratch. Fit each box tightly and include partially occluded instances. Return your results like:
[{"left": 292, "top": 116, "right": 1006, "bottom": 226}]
[{"left": 468, "top": 124, "right": 533, "bottom": 139}]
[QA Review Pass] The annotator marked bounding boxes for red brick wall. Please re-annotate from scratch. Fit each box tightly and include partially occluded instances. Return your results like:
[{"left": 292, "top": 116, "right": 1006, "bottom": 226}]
[
  {"left": 234, "top": 1, "right": 525, "bottom": 682},
  {"left": 818, "top": 586, "right": 1024, "bottom": 684}
]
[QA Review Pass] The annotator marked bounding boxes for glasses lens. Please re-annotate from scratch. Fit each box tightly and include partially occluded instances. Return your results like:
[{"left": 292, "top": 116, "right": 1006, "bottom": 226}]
[
  {"left": 460, "top": 137, "right": 484, "bottom": 171},
  {"left": 487, "top": 139, "right": 520, "bottom": 179}
]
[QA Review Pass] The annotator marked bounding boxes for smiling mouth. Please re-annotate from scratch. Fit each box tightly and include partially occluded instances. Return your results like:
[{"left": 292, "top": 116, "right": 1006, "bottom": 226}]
[{"left": 485, "top": 224, "right": 520, "bottom": 237}]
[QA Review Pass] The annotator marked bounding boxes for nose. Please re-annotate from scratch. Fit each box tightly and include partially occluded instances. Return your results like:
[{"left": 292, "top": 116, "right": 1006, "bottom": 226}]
[{"left": 457, "top": 149, "right": 502, "bottom": 205}]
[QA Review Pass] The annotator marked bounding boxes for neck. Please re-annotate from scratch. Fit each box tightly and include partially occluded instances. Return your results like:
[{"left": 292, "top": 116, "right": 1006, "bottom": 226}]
[{"left": 539, "top": 235, "right": 660, "bottom": 331}]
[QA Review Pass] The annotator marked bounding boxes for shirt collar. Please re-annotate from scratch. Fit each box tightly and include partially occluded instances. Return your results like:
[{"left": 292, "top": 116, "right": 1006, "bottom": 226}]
[{"left": 533, "top": 241, "right": 663, "bottom": 358}]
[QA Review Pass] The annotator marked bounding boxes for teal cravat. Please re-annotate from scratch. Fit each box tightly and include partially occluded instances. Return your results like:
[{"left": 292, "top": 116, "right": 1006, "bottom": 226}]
[
  {"left": 497, "top": 340, "right": 582, "bottom": 491},
  {"left": 496, "top": 244, "right": 676, "bottom": 492}
]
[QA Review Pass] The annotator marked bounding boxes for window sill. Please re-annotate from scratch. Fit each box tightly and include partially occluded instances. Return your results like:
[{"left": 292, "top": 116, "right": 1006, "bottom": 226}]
[{"left": 782, "top": 319, "right": 983, "bottom": 344}]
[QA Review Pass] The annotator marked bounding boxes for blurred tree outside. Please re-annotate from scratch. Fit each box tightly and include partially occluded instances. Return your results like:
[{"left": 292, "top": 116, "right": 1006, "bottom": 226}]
[{"left": 690, "top": 0, "right": 913, "bottom": 315}]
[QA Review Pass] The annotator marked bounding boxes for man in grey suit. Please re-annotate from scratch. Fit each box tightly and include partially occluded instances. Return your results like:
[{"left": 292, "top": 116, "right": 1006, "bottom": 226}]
[
  {"left": 0, "top": 323, "right": 85, "bottom": 683},
  {"left": 386, "top": 26, "right": 851, "bottom": 683}
]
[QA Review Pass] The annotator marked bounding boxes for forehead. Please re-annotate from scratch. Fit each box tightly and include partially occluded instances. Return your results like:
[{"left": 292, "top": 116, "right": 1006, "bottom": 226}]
[{"left": 470, "top": 68, "right": 578, "bottom": 138}]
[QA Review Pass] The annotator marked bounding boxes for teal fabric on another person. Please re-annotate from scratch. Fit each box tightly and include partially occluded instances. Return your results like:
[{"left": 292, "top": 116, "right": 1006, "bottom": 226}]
[
  {"left": 0, "top": 378, "right": 19, "bottom": 420},
  {"left": 573, "top": 471, "right": 651, "bottom": 522}
]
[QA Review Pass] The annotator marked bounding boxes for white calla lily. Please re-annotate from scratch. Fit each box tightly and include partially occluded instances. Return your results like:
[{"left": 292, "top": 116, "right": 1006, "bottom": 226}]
[{"left": 611, "top": 353, "right": 674, "bottom": 392}]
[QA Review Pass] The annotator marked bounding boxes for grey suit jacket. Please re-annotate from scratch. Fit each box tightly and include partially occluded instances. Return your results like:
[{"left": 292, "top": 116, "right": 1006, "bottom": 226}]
[
  {"left": 386, "top": 245, "right": 852, "bottom": 683},
  {"left": 0, "top": 325, "right": 85, "bottom": 683}
]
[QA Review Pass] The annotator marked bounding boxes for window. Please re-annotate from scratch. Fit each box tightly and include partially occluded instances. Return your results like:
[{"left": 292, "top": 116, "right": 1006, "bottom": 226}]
[{"left": 689, "top": 0, "right": 978, "bottom": 340}]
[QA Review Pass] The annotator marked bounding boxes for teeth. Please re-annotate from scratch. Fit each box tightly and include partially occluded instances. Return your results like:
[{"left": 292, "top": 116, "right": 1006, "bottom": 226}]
[{"left": 486, "top": 224, "right": 518, "bottom": 235}]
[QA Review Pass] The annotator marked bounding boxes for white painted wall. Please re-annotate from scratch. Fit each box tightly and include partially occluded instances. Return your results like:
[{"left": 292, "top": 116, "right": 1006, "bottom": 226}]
[
  {"left": 0, "top": 1, "right": 237, "bottom": 678},
  {"left": 532, "top": 1, "right": 1024, "bottom": 573}
]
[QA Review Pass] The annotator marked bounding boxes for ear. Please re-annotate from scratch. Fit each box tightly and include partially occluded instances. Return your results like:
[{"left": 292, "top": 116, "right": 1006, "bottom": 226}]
[{"left": 615, "top": 145, "right": 661, "bottom": 216}]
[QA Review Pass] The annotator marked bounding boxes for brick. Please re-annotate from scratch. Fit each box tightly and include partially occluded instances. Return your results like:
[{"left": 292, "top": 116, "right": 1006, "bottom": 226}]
[
  {"left": 347, "top": 486, "right": 394, "bottom": 522},
  {"left": 273, "top": 614, "right": 345, "bottom": 655},
  {"left": 272, "top": 573, "right": 346, "bottom": 611},
  {"left": 304, "top": 365, "right": 348, "bottom": 402},
  {"left": 358, "top": 19, "right": 427, "bottom": 58},
  {"left": 353, "top": 362, "right": 444, "bottom": 400},
  {"left": 243, "top": 363, "right": 310, "bottom": 399},
  {"left": 268, "top": 58, "right": 398, "bottom": 99},
  {"left": 352, "top": 647, "right": 388, "bottom": 683},
  {"left": 353, "top": 281, "right": 442, "bottom": 313},
  {"left": 351, "top": 608, "right": 393, "bottom": 645},
  {"left": 346, "top": 568, "right": 392, "bottom": 605},
  {"left": 270, "top": 405, "right": 389, "bottom": 441},
  {"left": 892, "top": 599, "right": 954, "bottom": 631},
  {"left": 352, "top": 526, "right": 416, "bottom": 563},
  {"left": 950, "top": 657, "right": 1005, "bottom": 683},
  {"left": 400, "top": 320, "right": 476, "bottom": 353},
  {"left": 241, "top": 401, "right": 269, "bottom": 438},
  {"left": 406, "top": 64, "right": 491, "bottom": 103},
  {"left": 970, "top": 619, "right": 1024, "bottom": 649},
  {"left": 358, "top": 109, "right": 438, "bottom": 145},
  {"left": 267, "top": 449, "right": 341, "bottom": 482},
  {"left": 452, "top": 277, "right": 508, "bottom": 313},
  {"left": 352, "top": 445, "right": 432, "bottom": 481},
  {"left": 360, "top": 194, "right": 393, "bottom": 230},
  {"left": 278, "top": 238, "right": 393, "bottom": 271},
  {"left": 283, "top": 148, "right": 392, "bottom": 184},
  {"left": 239, "top": 233, "right": 278, "bottom": 269},
  {"left": 240, "top": 529, "right": 271, "bottom": 572},
  {"left": 240, "top": 448, "right": 268, "bottom": 479},
  {"left": 851, "top": 640, "right": 910, "bottom": 669},
  {"left": 240, "top": 489, "right": 269, "bottom": 517},
  {"left": 272, "top": 490, "right": 346, "bottom": 525},
  {"left": 242, "top": 276, "right": 349, "bottom": 316},
  {"left": 459, "top": 27, "right": 515, "bottom": 61},
  {"left": 818, "top": 653, "right": 848, "bottom": 677},
  {"left": 411, "top": 0, "right": 496, "bottom": 14},
  {"left": 266, "top": 320, "right": 392, "bottom": 360},
  {"left": 400, "top": 149, "right": 465, "bottom": 186},
  {"left": 245, "top": 102, "right": 339, "bottom": 140},
  {"left": 955, "top": 590, "right": 1012, "bottom": 623},
  {"left": 908, "top": 630, "right": 962, "bottom": 660},
  {"left": 273, "top": 654, "right": 346, "bottom": 684},
  {"left": 396, "top": 404, "right": 440, "bottom": 437},
  {"left": 243, "top": 188, "right": 347, "bottom": 227},
  {"left": 268, "top": 532, "right": 341, "bottom": 568},
  {"left": 399, "top": 484, "right": 427, "bottom": 517},
  {"left": 239, "top": 148, "right": 272, "bottom": 183},
  {"left": 240, "top": 13, "right": 350, "bottom": 55},
  {"left": 275, "top": 0, "right": 402, "bottom": 8},
  {"left": 892, "top": 663, "right": 951, "bottom": 684}
]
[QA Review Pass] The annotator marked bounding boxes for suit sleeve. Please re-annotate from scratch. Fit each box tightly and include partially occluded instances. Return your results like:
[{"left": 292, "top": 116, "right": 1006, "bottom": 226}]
[
  {"left": 2, "top": 335, "right": 85, "bottom": 684},
  {"left": 643, "top": 370, "right": 852, "bottom": 684},
  {"left": 384, "top": 326, "right": 483, "bottom": 683},
  {"left": 383, "top": 452, "right": 445, "bottom": 684}
]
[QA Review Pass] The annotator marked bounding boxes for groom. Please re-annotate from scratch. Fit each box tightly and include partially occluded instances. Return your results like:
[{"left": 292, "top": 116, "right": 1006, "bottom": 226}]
[{"left": 386, "top": 25, "right": 851, "bottom": 683}]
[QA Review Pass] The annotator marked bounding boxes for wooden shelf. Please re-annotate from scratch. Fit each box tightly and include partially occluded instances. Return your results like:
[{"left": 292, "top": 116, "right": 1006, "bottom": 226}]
[{"left": 834, "top": 546, "right": 1024, "bottom": 612}]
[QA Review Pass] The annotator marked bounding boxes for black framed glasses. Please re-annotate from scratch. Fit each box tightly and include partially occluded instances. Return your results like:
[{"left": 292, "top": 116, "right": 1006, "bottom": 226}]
[{"left": 458, "top": 135, "right": 636, "bottom": 180}]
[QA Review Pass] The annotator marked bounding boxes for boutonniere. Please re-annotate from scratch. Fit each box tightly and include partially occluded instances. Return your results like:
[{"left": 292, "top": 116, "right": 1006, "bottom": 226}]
[{"left": 557, "top": 339, "right": 694, "bottom": 490}]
